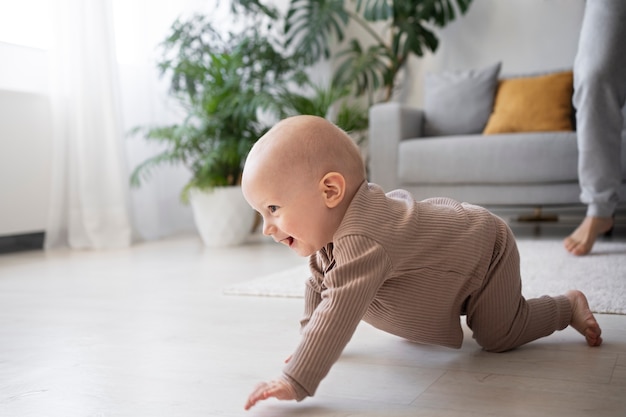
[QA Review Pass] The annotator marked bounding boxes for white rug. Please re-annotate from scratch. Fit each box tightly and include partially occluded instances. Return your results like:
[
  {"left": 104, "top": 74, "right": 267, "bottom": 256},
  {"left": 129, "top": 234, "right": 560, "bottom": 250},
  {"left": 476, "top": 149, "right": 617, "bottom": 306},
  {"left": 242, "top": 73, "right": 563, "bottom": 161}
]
[{"left": 223, "top": 239, "right": 626, "bottom": 314}]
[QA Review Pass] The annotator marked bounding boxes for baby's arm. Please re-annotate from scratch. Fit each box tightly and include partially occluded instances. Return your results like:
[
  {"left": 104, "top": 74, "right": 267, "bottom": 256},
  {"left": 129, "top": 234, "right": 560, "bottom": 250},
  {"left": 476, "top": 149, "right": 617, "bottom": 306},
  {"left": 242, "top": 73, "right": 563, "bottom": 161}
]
[
  {"left": 245, "top": 270, "right": 320, "bottom": 410},
  {"left": 245, "top": 242, "right": 389, "bottom": 408},
  {"left": 244, "top": 378, "right": 297, "bottom": 410}
]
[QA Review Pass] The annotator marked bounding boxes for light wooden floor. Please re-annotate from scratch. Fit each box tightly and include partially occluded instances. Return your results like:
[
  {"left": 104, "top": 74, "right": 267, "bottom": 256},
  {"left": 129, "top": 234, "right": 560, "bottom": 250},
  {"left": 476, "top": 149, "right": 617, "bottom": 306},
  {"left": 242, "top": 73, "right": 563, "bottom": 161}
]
[{"left": 0, "top": 233, "right": 625, "bottom": 417}]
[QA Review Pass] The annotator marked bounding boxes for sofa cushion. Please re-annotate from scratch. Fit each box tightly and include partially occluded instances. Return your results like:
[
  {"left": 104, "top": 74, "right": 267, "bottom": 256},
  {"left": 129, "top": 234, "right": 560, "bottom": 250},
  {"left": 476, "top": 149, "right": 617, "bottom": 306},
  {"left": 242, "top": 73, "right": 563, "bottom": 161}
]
[
  {"left": 398, "top": 131, "right": 579, "bottom": 185},
  {"left": 483, "top": 71, "right": 574, "bottom": 134},
  {"left": 423, "top": 62, "right": 501, "bottom": 137}
]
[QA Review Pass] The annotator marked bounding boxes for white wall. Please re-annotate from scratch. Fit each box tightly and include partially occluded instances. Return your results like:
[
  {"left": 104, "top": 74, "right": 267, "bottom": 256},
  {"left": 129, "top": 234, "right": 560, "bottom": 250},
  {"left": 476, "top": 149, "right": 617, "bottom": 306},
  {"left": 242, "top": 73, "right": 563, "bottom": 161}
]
[
  {"left": 0, "top": 0, "right": 587, "bottom": 239},
  {"left": 402, "top": 0, "right": 585, "bottom": 106}
]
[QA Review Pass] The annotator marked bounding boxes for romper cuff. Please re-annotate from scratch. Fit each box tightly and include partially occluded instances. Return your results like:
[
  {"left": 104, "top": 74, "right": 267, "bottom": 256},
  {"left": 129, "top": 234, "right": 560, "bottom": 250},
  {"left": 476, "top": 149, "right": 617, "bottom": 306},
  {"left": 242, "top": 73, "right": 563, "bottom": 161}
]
[{"left": 281, "top": 374, "right": 310, "bottom": 402}]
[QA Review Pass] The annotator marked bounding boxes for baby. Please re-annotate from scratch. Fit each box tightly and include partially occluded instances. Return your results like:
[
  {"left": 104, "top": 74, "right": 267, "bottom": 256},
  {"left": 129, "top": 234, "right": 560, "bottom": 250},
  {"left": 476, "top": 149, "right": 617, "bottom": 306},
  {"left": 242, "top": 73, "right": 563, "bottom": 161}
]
[{"left": 241, "top": 115, "right": 603, "bottom": 410}]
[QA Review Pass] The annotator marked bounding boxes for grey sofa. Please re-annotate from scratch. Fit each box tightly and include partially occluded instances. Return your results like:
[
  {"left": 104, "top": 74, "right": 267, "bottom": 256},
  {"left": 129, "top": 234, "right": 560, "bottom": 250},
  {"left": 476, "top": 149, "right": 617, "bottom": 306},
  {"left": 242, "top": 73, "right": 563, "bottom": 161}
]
[{"left": 368, "top": 101, "right": 626, "bottom": 211}]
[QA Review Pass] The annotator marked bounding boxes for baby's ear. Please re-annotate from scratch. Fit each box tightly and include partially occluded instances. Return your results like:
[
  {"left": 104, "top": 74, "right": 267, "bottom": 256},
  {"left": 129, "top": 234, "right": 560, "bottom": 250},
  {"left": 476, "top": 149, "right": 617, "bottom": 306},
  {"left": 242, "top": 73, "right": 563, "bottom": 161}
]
[{"left": 320, "top": 172, "right": 345, "bottom": 208}]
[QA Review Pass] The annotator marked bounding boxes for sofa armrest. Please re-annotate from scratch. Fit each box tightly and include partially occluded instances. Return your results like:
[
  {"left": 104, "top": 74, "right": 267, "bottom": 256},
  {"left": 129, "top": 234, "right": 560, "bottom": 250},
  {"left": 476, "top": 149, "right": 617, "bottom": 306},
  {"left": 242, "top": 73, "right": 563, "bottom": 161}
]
[{"left": 368, "top": 102, "right": 424, "bottom": 192}]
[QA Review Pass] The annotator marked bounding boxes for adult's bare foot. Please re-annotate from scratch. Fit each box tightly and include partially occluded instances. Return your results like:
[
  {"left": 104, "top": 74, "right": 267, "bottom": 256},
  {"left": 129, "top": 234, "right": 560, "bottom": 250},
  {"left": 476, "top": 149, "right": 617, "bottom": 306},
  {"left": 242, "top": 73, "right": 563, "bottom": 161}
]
[
  {"left": 566, "top": 290, "right": 602, "bottom": 347},
  {"left": 563, "top": 216, "right": 614, "bottom": 256}
]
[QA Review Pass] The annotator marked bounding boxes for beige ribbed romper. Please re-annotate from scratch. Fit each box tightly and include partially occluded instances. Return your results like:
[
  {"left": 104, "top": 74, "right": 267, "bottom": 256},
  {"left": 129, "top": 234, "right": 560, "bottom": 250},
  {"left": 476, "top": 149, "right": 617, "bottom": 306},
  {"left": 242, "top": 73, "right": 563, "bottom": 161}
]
[{"left": 282, "top": 182, "right": 572, "bottom": 400}]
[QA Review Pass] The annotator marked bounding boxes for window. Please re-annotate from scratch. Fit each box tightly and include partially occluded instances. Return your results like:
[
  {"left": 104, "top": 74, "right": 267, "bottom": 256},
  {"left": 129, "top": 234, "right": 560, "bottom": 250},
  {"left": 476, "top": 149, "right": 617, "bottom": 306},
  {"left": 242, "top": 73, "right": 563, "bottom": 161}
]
[{"left": 0, "top": 1, "right": 52, "bottom": 49}]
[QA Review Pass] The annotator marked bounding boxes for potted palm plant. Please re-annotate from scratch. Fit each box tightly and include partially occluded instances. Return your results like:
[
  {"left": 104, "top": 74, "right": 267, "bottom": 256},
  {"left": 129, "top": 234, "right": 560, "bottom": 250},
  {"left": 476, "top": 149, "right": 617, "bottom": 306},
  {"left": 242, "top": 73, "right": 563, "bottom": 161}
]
[
  {"left": 238, "top": 0, "right": 473, "bottom": 102},
  {"left": 130, "top": 12, "right": 369, "bottom": 247},
  {"left": 130, "top": 14, "right": 308, "bottom": 246}
]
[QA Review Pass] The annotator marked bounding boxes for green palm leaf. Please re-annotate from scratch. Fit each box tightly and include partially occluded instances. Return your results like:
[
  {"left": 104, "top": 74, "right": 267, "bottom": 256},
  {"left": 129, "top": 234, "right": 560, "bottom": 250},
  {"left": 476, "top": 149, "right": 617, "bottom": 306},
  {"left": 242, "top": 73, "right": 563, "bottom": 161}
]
[
  {"left": 284, "top": 0, "right": 349, "bottom": 64},
  {"left": 334, "top": 40, "right": 391, "bottom": 97},
  {"left": 356, "top": 0, "right": 393, "bottom": 21}
]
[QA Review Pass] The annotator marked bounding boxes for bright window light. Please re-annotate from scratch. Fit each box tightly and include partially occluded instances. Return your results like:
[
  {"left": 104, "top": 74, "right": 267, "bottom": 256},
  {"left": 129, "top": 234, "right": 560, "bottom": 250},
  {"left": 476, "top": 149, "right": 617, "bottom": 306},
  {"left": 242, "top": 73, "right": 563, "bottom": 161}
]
[{"left": 0, "top": 1, "right": 52, "bottom": 49}]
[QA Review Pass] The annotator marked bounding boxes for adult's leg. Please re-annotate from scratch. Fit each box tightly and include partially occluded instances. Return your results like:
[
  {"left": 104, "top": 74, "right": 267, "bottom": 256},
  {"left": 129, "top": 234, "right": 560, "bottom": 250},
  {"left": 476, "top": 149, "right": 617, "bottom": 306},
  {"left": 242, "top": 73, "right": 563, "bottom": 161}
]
[{"left": 565, "top": 0, "right": 626, "bottom": 255}]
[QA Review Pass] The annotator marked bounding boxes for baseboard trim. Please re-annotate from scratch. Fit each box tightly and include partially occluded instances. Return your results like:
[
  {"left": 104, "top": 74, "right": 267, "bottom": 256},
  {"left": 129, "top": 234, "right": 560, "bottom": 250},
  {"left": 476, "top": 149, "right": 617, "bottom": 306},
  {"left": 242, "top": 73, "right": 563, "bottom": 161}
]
[{"left": 0, "top": 232, "right": 45, "bottom": 254}]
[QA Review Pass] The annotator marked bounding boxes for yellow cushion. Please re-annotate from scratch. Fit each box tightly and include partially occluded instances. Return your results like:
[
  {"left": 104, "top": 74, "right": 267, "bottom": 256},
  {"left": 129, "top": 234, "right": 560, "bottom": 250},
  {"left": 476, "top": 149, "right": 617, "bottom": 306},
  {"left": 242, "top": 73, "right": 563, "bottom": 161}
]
[{"left": 483, "top": 71, "right": 574, "bottom": 134}]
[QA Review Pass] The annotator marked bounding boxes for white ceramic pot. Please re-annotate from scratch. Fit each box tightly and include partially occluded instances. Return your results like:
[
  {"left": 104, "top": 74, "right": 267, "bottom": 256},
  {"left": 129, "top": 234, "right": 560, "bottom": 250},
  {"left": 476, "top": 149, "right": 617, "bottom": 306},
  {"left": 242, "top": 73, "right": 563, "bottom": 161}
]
[{"left": 189, "top": 186, "right": 256, "bottom": 247}]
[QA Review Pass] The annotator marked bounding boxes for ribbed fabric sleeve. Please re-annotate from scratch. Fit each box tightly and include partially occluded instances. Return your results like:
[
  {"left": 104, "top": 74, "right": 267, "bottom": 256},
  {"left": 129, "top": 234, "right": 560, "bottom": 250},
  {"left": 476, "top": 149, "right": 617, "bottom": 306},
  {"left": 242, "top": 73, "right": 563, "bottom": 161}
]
[{"left": 284, "top": 237, "right": 392, "bottom": 399}]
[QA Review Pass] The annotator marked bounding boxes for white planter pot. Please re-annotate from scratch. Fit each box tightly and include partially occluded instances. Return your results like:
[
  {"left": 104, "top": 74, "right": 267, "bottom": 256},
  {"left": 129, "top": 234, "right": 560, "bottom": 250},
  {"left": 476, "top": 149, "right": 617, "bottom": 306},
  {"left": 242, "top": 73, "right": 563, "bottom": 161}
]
[{"left": 189, "top": 186, "right": 256, "bottom": 247}]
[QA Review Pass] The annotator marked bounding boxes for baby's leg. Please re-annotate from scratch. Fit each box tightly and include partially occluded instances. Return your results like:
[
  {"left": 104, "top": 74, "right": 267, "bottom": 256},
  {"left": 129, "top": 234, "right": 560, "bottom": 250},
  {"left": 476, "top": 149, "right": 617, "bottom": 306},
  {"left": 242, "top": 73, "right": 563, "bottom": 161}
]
[
  {"left": 466, "top": 226, "right": 589, "bottom": 352},
  {"left": 565, "top": 289, "right": 603, "bottom": 346}
]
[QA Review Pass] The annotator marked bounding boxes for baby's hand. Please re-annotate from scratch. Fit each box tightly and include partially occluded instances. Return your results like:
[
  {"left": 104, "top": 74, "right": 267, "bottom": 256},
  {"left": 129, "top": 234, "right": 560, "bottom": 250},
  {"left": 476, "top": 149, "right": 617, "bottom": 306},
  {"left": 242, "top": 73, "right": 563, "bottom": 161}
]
[{"left": 244, "top": 379, "right": 297, "bottom": 410}]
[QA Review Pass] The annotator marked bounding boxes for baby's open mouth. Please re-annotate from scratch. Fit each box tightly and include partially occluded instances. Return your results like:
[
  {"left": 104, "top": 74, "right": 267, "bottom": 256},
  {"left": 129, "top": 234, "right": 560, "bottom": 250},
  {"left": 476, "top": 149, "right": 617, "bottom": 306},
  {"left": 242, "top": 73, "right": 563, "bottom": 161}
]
[{"left": 281, "top": 237, "right": 294, "bottom": 247}]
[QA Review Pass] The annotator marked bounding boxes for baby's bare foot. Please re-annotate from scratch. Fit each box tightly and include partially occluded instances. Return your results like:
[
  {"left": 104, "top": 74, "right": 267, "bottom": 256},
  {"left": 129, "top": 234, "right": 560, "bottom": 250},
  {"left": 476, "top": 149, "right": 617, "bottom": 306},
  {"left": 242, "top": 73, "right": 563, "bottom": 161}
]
[
  {"left": 563, "top": 216, "right": 614, "bottom": 256},
  {"left": 566, "top": 290, "right": 602, "bottom": 347}
]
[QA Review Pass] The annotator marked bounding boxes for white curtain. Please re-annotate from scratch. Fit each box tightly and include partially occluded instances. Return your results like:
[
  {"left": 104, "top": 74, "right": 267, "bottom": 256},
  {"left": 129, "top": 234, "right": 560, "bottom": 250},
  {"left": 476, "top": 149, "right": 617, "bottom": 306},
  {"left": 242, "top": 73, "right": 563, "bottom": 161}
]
[
  {"left": 45, "top": 0, "right": 133, "bottom": 249},
  {"left": 113, "top": 0, "right": 200, "bottom": 241}
]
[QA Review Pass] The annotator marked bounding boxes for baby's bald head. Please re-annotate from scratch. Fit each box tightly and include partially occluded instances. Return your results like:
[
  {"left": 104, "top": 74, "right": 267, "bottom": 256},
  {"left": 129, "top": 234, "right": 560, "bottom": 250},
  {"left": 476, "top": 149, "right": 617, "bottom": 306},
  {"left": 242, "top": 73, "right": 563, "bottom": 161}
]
[
  {"left": 243, "top": 115, "right": 366, "bottom": 193},
  {"left": 242, "top": 116, "right": 366, "bottom": 254}
]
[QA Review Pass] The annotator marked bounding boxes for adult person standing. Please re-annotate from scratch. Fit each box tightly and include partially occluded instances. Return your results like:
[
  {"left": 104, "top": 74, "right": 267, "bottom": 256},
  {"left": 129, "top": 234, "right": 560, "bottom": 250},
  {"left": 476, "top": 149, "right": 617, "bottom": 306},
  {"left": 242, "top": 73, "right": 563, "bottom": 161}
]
[{"left": 564, "top": 0, "right": 626, "bottom": 256}]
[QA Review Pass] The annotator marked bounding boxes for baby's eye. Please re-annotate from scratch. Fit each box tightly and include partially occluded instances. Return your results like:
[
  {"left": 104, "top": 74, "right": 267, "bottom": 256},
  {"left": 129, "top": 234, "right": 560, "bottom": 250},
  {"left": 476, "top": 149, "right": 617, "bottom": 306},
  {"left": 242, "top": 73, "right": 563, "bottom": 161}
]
[{"left": 268, "top": 205, "right": 278, "bottom": 213}]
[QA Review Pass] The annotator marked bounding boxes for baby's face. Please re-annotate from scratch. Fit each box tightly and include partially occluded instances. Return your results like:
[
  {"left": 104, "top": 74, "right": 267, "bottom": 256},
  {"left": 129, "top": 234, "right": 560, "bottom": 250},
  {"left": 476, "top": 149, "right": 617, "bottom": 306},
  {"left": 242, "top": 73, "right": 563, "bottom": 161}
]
[{"left": 242, "top": 167, "right": 334, "bottom": 257}]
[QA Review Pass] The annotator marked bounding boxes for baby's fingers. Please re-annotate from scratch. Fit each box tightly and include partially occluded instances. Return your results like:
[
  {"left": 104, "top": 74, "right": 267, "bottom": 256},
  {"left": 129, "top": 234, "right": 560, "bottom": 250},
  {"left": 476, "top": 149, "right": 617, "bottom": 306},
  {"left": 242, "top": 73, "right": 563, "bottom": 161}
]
[
  {"left": 244, "top": 382, "right": 269, "bottom": 410},
  {"left": 244, "top": 380, "right": 296, "bottom": 410}
]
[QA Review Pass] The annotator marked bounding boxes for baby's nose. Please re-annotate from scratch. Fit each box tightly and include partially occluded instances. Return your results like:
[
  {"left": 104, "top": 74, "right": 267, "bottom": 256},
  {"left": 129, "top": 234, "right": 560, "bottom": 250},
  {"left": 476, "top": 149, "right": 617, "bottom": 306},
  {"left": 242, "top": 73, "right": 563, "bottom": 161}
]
[{"left": 262, "top": 220, "right": 275, "bottom": 236}]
